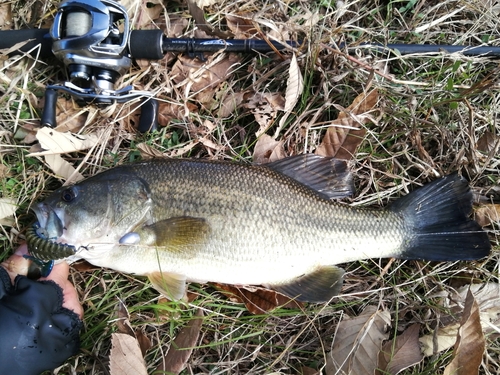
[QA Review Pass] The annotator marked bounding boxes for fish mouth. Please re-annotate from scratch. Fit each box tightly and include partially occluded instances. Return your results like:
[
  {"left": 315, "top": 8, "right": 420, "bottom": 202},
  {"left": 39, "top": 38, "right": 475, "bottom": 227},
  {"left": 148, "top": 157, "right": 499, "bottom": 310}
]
[
  {"left": 27, "top": 203, "right": 76, "bottom": 261},
  {"left": 31, "top": 203, "right": 64, "bottom": 239}
]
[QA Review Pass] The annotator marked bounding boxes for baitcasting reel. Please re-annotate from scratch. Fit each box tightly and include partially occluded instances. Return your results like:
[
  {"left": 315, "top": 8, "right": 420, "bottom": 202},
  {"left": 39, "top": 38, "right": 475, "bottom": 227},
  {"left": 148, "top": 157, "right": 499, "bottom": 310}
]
[{"left": 43, "top": 0, "right": 158, "bottom": 131}]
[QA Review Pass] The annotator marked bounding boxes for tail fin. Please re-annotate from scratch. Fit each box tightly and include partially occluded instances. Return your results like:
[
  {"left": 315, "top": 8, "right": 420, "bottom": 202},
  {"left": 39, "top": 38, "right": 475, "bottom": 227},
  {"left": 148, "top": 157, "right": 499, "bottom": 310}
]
[{"left": 389, "top": 173, "right": 491, "bottom": 261}]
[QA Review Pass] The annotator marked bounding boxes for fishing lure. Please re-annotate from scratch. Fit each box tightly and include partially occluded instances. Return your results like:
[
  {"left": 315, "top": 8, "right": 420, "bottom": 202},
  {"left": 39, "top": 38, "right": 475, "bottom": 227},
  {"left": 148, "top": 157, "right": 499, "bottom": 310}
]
[{"left": 25, "top": 223, "right": 77, "bottom": 277}]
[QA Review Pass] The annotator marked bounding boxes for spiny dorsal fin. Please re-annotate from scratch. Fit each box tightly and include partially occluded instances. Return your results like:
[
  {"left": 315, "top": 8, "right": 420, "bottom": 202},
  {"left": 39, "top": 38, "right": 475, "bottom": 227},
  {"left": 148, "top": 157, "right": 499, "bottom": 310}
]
[
  {"left": 266, "top": 155, "right": 354, "bottom": 200},
  {"left": 268, "top": 265, "right": 345, "bottom": 303}
]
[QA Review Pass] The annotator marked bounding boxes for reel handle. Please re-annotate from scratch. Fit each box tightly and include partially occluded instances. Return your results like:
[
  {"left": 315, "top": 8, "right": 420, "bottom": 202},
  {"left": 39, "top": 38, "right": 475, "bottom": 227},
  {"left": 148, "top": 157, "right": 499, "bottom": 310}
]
[{"left": 40, "top": 88, "right": 58, "bottom": 128}]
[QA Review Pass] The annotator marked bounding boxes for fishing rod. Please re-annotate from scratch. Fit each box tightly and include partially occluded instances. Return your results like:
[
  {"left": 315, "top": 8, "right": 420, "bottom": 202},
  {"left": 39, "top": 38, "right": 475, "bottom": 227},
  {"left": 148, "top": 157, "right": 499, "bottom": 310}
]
[{"left": 1, "top": 0, "right": 500, "bottom": 132}]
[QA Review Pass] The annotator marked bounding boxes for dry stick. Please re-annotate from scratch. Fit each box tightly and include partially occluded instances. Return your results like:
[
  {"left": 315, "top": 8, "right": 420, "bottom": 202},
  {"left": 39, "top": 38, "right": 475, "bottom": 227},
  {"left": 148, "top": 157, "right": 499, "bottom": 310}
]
[{"left": 367, "top": 258, "right": 395, "bottom": 291}]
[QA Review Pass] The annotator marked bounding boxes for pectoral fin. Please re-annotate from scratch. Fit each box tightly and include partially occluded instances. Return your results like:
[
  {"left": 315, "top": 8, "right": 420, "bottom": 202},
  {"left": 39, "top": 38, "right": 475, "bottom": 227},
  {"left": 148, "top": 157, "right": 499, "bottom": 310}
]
[
  {"left": 121, "top": 217, "right": 210, "bottom": 253},
  {"left": 148, "top": 272, "right": 187, "bottom": 301},
  {"left": 269, "top": 265, "right": 345, "bottom": 303}
]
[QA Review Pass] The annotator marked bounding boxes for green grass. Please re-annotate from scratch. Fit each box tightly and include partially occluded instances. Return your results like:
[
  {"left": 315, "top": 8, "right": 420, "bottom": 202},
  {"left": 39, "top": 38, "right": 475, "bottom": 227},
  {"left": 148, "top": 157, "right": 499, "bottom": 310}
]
[{"left": 1, "top": 0, "right": 499, "bottom": 374}]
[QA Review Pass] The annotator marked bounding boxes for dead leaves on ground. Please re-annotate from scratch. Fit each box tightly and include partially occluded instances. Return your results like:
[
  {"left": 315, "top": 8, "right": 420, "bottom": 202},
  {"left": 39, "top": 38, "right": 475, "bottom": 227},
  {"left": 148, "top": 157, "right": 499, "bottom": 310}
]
[
  {"left": 109, "top": 300, "right": 203, "bottom": 375},
  {"left": 443, "top": 290, "right": 484, "bottom": 375},
  {"left": 377, "top": 324, "right": 423, "bottom": 375},
  {"left": 475, "top": 204, "right": 500, "bottom": 227},
  {"left": 103, "top": 285, "right": 500, "bottom": 375},
  {"left": 316, "top": 89, "right": 379, "bottom": 160},
  {"left": 250, "top": 53, "right": 303, "bottom": 163},
  {"left": 214, "top": 283, "right": 303, "bottom": 314},
  {"left": 170, "top": 53, "right": 241, "bottom": 106},
  {"left": 0, "top": 197, "right": 17, "bottom": 226},
  {"left": 110, "top": 301, "right": 150, "bottom": 375},
  {"left": 110, "top": 333, "right": 148, "bottom": 375},
  {"left": 155, "top": 308, "right": 204, "bottom": 374},
  {"left": 325, "top": 284, "right": 495, "bottom": 375},
  {"left": 25, "top": 127, "right": 103, "bottom": 184},
  {"left": 420, "top": 283, "right": 500, "bottom": 356},
  {"left": 326, "top": 306, "right": 391, "bottom": 375}
]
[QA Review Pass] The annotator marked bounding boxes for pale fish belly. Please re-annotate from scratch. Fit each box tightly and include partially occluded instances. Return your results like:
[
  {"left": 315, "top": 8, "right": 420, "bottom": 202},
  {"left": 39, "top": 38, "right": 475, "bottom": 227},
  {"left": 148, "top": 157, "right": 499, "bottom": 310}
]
[{"left": 79, "top": 208, "right": 405, "bottom": 287}]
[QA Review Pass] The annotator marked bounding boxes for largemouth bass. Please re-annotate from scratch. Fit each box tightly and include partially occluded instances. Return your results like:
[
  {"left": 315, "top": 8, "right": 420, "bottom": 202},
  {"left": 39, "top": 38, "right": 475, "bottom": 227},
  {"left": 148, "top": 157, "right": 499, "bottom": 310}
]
[{"left": 28, "top": 155, "right": 491, "bottom": 302}]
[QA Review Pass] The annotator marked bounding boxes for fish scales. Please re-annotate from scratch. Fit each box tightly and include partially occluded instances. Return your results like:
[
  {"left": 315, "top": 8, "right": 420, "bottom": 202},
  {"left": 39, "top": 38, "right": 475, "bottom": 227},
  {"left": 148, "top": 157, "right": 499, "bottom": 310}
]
[
  {"left": 89, "top": 159, "right": 404, "bottom": 283},
  {"left": 29, "top": 156, "right": 491, "bottom": 302}
]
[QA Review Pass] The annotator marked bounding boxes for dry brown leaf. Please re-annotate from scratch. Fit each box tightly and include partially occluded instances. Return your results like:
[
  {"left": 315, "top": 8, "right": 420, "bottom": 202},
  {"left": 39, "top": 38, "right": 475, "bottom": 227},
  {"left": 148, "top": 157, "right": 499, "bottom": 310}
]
[
  {"left": 419, "top": 323, "right": 460, "bottom": 357},
  {"left": 125, "top": 0, "right": 164, "bottom": 30},
  {"left": 217, "top": 91, "right": 245, "bottom": 118},
  {"left": 377, "top": 324, "right": 423, "bottom": 375},
  {"left": 186, "top": 0, "right": 231, "bottom": 38},
  {"left": 116, "top": 300, "right": 135, "bottom": 337},
  {"left": 326, "top": 306, "right": 391, "bottom": 375},
  {"left": 474, "top": 204, "right": 500, "bottom": 227},
  {"left": 244, "top": 92, "right": 285, "bottom": 134},
  {"left": 43, "top": 154, "right": 84, "bottom": 182},
  {"left": 157, "top": 100, "right": 197, "bottom": 126},
  {"left": 410, "top": 130, "right": 435, "bottom": 167},
  {"left": 135, "top": 329, "right": 152, "bottom": 357},
  {"left": 253, "top": 134, "right": 285, "bottom": 164},
  {"left": 28, "top": 128, "right": 98, "bottom": 182},
  {"left": 156, "top": 309, "right": 204, "bottom": 374},
  {"left": 476, "top": 130, "right": 499, "bottom": 153},
  {"left": 316, "top": 89, "right": 379, "bottom": 160},
  {"left": 171, "top": 54, "right": 241, "bottom": 105},
  {"left": 457, "top": 283, "right": 500, "bottom": 337},
  {"left": 137, "top": 142, "right": 166, "bottom": 159},
  {"left": 165, "top": 14, "right": 189, "bottom": 38},
  {"left": 226, "top": 14, "right": 258, "bottom": 39},
  {"left": 284, "top": 54, "right": 304, "bottom": 113},
  {"left": 0, "top": 2, "right": 12, "bottom": 30},
  {"left": 444, "top": 289, "right": 485, "bottom": 375},
  {"left": 421, "top": 282, "right": 500, "bottom": 356},
  {"left": 0, "top": 197, "right": 16, "bottom": 226},
  {"left": 28, "top": 127, "right": 100, "bottom": 156},
  {"left": 109, "top": 333, "right": 148, "bottom": 375},
  {"left": 275, "top": 54, "right": 304, "bottom": 137},
  {"left": 186, "top": 0, "right": 212, "bottom": 36},
  {"left": 214, "top": 283, "right": 303, "bottom": 314}
]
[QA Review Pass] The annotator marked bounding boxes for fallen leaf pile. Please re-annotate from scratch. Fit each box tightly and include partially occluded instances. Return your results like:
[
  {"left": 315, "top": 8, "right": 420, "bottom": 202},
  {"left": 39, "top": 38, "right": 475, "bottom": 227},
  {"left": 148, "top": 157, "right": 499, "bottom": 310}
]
[
  {"left": 110, "top": 300, "right": 204, "bottom": 375},
  {"left": 324, "top": 283, "right": 499, "bottom": 375}
]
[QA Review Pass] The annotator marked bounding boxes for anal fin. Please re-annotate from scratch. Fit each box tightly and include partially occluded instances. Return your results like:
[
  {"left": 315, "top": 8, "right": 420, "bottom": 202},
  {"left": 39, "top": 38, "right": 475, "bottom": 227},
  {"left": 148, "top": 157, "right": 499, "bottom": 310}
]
[{"left": 269, "top": 265, "right": 345, "bottom": 303}]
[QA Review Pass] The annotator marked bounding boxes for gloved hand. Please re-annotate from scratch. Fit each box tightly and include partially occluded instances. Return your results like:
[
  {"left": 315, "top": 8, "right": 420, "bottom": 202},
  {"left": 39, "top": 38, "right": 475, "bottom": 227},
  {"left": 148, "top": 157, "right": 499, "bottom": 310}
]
[{"left": 0, "top": 244, "right": 83, "bottom": 375}]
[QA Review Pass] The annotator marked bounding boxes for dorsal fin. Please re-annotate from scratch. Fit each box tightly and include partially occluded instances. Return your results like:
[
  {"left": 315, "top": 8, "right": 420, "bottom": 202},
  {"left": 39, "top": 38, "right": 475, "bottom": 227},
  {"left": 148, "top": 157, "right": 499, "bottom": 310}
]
[{"left": 266, "top": 155, "right": 354, "bottom": 200}]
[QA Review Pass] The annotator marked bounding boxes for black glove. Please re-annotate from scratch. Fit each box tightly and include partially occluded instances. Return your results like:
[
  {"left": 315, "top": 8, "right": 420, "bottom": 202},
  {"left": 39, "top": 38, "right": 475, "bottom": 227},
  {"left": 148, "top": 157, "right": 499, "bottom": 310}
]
[{"left": 0, "top": 267, "right": 82, "bottom": 375}]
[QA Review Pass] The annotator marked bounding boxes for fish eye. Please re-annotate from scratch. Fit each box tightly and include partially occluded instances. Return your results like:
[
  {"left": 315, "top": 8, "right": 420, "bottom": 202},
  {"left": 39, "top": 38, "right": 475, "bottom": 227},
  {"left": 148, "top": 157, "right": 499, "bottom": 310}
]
[{"left": 61, "top": 187, "right": 78, "bottom": 203}]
